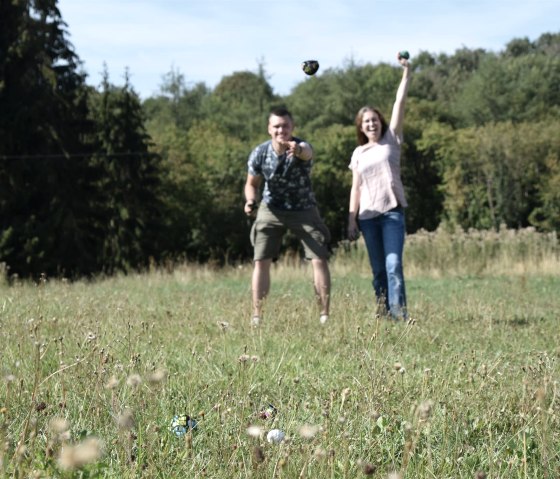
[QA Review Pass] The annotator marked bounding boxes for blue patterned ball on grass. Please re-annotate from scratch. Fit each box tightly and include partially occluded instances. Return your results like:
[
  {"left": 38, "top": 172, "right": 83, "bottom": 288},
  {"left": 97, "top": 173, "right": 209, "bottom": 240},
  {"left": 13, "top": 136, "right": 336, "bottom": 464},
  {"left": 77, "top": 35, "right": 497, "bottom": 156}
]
[{"left": 169, "top": 414, "right": 198, "bottom": 437}]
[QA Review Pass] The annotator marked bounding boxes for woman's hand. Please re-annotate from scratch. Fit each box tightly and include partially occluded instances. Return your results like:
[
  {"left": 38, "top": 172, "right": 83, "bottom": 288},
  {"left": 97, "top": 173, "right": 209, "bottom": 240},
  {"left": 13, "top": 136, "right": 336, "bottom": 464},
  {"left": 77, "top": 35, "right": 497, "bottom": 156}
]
[
  {"left": 347, "top": 215, "right": 360, "bottom": 241},
  {"left": 397, "top": 51, "right": 410, "bottom": 68}
]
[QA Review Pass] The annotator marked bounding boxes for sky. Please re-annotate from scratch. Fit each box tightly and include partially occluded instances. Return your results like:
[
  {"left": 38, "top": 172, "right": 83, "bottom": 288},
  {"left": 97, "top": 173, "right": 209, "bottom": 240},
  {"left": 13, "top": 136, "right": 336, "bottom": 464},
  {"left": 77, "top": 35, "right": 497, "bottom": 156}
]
[{"left": 57, "top": 0, "right": 560, "bottom": 99}]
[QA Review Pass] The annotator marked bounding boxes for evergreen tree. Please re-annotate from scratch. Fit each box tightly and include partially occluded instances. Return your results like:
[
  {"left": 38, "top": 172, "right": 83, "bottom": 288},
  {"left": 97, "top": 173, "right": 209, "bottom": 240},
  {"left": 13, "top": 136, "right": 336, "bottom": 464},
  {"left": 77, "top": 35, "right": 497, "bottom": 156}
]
[
  {"left": 0, "top": 0, "right": 100, "bottom": 277},
  {"left": 88, "top": 69, "right": 163, "bottom": 273}
]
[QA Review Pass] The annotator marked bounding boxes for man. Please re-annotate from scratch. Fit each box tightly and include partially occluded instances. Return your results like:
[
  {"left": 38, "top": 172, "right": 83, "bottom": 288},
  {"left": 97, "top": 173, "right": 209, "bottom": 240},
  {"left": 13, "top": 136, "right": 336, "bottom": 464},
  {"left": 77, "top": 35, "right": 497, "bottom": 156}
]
[{"left": 244, "top": 107, "right": 331, "bottom": 326}]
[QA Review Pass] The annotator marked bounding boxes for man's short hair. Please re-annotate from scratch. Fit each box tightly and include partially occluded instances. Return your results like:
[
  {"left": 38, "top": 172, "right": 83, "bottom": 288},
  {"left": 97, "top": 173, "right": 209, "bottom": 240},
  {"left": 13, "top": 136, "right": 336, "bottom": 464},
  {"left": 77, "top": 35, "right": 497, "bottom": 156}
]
[{"left": 269, "top": 107, "right": 293, "bottom": 121}]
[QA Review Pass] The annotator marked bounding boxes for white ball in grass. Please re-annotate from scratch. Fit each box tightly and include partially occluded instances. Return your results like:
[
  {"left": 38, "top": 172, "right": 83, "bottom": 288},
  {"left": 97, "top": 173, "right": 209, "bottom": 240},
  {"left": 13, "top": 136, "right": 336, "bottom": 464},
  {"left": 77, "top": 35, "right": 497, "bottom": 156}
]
[{"left": 266, "top": 429, "right": 286, "bottom": 444}]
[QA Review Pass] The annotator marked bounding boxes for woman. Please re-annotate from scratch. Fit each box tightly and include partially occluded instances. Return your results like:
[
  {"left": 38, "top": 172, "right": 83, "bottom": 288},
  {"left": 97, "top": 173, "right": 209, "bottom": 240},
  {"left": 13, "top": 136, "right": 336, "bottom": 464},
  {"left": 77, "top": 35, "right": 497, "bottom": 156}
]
[{"left": 347, "top": 52, "right": 411, "bottom": 320}]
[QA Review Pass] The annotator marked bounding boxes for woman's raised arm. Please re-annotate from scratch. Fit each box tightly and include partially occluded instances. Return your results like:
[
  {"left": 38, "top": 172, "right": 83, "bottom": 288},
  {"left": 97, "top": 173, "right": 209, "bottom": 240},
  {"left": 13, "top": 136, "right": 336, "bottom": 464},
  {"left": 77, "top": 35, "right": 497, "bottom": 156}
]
[{"left": 389, "top": 54, "right": 411, "bottom": 136}]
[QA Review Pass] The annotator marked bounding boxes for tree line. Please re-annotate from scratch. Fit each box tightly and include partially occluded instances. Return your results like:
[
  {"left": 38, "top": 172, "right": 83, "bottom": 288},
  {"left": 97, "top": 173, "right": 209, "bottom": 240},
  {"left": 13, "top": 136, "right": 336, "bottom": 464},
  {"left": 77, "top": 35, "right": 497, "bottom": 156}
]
[{"left": 1, "top": 1, "right": 559, "bottom": 278}]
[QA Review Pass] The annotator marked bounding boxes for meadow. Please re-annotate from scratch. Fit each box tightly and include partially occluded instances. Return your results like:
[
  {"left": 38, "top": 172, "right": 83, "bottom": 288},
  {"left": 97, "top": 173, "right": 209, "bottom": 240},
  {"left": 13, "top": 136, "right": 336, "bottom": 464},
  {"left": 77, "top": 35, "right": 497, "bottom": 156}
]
[{"left": 0, "top": 227, "right": 558, "bottom": 478}]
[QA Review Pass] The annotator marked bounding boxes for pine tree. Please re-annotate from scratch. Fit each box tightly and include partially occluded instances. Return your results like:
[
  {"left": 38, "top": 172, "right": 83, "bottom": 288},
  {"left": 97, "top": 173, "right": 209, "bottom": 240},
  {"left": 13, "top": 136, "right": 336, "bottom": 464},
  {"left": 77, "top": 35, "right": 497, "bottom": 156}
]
[
  {"left": 88, "top": 69, "right": 163, "bottom": 273},
  {"left": 0, "top": 0, "right": 102, "bottom": 277}
]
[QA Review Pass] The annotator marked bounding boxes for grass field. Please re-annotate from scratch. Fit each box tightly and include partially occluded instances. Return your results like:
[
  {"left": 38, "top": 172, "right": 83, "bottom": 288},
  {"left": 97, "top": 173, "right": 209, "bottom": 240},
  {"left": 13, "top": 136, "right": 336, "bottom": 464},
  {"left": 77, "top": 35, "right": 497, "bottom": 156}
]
[{"left": 0, "top": 228, "right": 559, "bottom": 478}]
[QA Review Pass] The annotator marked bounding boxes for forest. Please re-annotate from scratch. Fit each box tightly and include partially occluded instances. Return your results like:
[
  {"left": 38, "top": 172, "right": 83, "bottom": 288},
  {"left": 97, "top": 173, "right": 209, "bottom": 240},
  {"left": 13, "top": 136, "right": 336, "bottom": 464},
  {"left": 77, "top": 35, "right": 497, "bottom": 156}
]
[{"left": 1, "top": 1, "right": 559, "bottom": 278}]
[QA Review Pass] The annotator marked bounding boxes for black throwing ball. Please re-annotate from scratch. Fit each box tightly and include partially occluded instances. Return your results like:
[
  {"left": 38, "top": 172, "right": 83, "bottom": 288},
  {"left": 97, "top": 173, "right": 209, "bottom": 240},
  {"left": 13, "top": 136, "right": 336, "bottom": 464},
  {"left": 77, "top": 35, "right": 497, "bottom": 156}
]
[{"left": 302, "top": 60, "right": 319, "bottom": 76}]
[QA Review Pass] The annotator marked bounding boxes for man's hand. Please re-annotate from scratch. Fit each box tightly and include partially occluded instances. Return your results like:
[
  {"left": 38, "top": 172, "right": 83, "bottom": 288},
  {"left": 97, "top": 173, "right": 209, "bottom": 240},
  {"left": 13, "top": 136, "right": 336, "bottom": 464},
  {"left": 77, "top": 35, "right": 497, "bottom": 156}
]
[
  {"left": 279, "top": 141, "right": 311, "bottom": 160},
  {"left": 245, "top": 200, "right": 258, "bottom": 216}
]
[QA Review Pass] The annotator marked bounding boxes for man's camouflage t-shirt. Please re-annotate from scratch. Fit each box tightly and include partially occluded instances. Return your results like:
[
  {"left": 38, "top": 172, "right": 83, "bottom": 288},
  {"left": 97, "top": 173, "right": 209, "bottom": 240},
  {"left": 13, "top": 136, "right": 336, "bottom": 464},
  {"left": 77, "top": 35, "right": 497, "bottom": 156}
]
[{"left": 247, "top": 138, "right": 316, "bottom": 211}]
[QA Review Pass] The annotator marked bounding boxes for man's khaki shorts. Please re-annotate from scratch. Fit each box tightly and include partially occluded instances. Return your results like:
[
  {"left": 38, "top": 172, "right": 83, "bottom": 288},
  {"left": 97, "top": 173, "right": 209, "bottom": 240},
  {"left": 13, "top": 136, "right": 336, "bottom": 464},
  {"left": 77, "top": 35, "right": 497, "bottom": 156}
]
[{"left": 250, "top": 203, "right": 331, "bottom": 261}]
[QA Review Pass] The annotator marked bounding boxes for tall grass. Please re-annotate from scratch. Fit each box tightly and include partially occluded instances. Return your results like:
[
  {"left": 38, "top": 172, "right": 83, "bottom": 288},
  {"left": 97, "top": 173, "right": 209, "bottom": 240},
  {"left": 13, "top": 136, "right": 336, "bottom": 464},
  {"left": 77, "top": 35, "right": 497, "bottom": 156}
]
[
  {"left": 0, "top": 228, "right": 558, "bottom": 478},
  {"left": 335, "top": 226, "right": 559, "bottom": 279}
]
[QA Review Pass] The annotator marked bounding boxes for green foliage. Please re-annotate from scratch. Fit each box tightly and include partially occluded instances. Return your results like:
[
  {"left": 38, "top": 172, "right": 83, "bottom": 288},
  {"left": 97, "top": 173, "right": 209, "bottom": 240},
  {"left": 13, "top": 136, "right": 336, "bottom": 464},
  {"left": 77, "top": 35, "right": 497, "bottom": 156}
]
[
  {"left": 207, "top": 70, "right": 277, "bottom": 142},
  {"left": 2, "top": 0, "right": 560, "bottom": 274},
  {"left": 418, "top": 119, "right": 560, "bottom": 231},
  {"left": 529, "top": 152, "right": 560, "bottom": 230},
  {"left": 398, "top": 101, "right": 445, "bottom": 232},
  {"left": 144, "top": 67, "right": 211, "bottom": 133},
  {"left": 411, "top": 47, "right": 489, "bottom": 124},
  {"left": 453, "top": 52, "right": 560, "bottom": 126},
  {"left": 143, "top": 68, "right": 281, "bottom": 263},
  {"left": 0, "top": 1, "right": 164, "bottom": 277},
  {"left": 307, "top": 124, "right": 355, "bottom": 237},
  {"left": 185, "top": 119, "right": 252, "bottom": 261},
  {"left": 144, "top": 33, "right": 560, "bottom": 264},
  {"left": 0, "top": 0, "right": 100, "bottom": 277},
  {"left": 143, "top": 71, "right": 213, "bottom": 260},
  {"left": 288, "top": 60, "right": 400, "bottom": 133},
  {"left": 87, "top": 70, "right": 164, "bottom": 273}
]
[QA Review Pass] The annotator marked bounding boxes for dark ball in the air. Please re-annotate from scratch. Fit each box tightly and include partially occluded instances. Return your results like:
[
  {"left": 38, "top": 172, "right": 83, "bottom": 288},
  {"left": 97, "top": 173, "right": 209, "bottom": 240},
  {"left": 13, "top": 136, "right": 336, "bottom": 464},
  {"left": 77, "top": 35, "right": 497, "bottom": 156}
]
[
  {"left": 302, "top": 60, "right": 320, "bottom": 76},
  {"left": 398, "top": 50, "right": 410, "bottom": 60}
]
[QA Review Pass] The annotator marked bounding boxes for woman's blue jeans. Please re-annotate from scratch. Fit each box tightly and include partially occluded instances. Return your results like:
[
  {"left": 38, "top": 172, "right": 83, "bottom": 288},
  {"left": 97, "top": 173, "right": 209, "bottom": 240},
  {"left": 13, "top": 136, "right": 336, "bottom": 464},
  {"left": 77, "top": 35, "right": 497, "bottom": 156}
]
[{"left": 358, "top": 207, "right": 407, "bottom": 319}]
